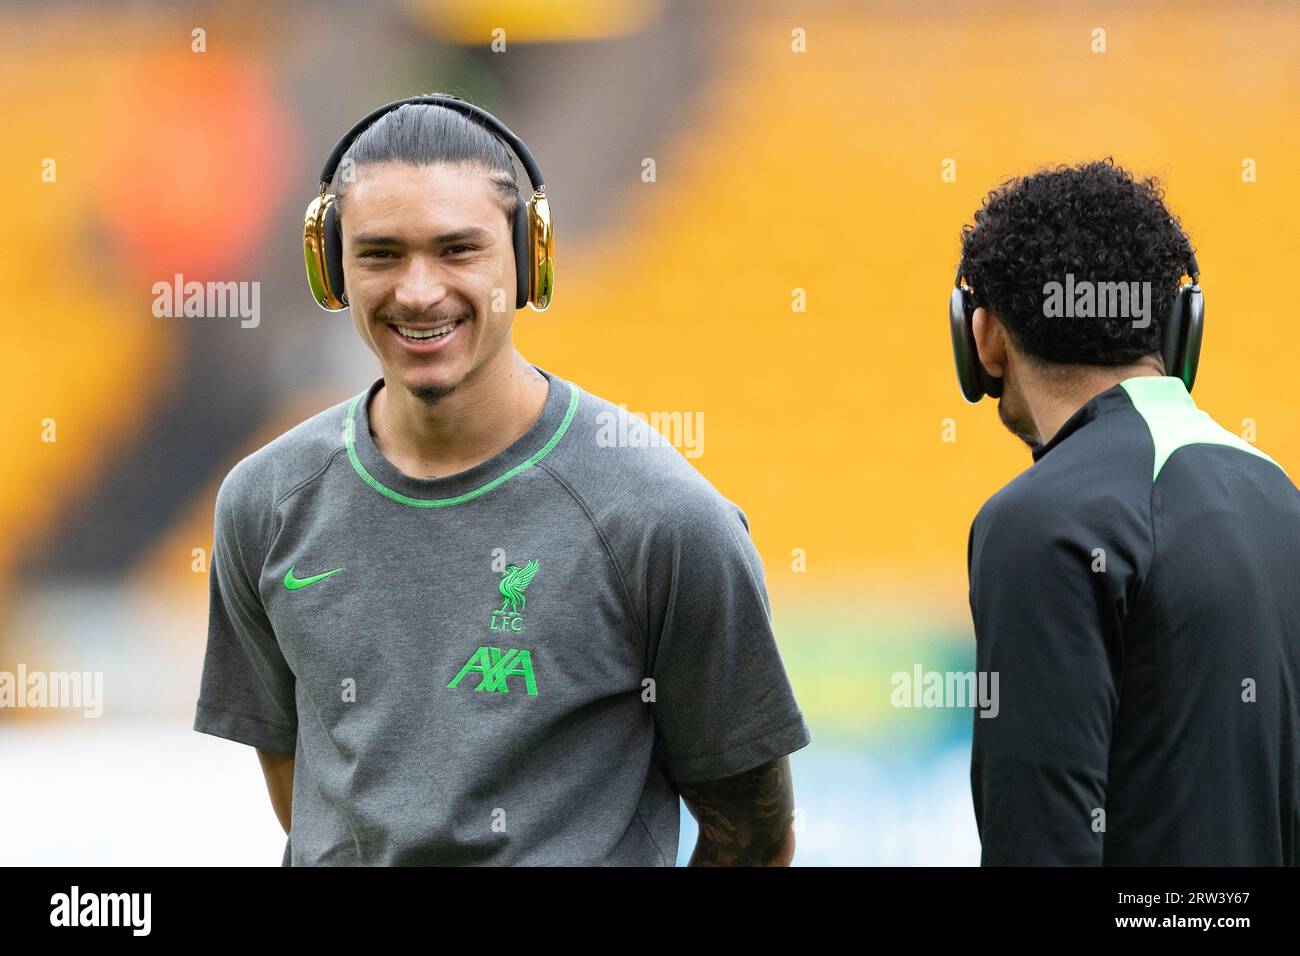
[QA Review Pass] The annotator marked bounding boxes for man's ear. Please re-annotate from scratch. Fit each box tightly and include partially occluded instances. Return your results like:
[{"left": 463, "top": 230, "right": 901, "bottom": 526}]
[{"left": 971, "top": 306, "right": 1007, "bottom": 379}]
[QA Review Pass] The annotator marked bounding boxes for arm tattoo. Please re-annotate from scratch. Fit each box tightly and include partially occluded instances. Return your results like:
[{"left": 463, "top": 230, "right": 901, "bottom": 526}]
[{"left": 676, "top": 756, "right": 795, "bottom": 866}]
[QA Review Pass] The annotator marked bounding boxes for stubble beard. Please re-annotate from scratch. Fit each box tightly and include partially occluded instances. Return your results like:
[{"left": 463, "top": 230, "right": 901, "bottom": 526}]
[
  {"left": 408, "top": 380, "right": 458, "bottom": 405},
  {"left": 997, "top": 397, "right": 1040, "bottom": 452}
]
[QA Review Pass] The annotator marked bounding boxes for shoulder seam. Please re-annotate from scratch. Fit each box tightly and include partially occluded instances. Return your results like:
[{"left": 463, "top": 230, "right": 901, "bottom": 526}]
[
  {"left": 257, "top": 445, "right": 348, "bottom": 581},
  {"left": 273, "top": 444, "right": 347, "bottom": 512},
  {"left": 1118, "top": 395, "right": 1159, "bottom": 679},
  {"left": 536, "top": 460, "right": 648, "bottom": 664}
]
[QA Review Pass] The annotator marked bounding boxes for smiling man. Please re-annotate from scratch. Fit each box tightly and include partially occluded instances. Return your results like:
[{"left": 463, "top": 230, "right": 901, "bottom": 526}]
[{"left": 192, "top": 95, "right": 811, "bottom": 866}]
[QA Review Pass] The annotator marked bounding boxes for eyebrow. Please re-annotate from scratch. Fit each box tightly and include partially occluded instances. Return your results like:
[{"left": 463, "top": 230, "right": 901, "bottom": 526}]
[{"left": 352, "top": 226, "right": 494, "bottom": 247}]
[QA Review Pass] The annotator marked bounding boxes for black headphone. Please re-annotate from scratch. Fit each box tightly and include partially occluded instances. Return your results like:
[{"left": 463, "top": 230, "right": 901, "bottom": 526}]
[
  {"left": 949, "top": 249, "right": 1204, "bottom": 403},
  {"left": 303, "top": 94, "right": 554, "bottom": 312}
]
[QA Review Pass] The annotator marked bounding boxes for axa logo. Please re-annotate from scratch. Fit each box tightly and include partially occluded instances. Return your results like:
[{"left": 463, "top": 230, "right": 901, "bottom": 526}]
[
  {"left": 447, "top": 647, "right": 538, "bottom": 696},
  {"left": 491, "top": 559, "right": 539, "bottom": 632}
]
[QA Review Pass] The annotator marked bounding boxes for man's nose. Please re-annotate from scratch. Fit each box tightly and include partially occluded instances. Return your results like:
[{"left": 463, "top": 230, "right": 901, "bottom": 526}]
[{"left": 393, "top": 255, "right": 449, "bottom": 312}]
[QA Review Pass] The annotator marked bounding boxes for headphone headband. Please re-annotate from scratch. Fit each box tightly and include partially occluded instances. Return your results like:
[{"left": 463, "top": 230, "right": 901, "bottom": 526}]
[
  {"left": 317, "top": 94, "right": 545, "bottom": 194},
  {"left": 303, "top": 94, "right": 555, "bottom": 313}
]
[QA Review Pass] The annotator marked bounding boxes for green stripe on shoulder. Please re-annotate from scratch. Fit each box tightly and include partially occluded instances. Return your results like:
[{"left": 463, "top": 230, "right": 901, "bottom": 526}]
[{"left": 1120, "top": 376, "right": 1285, "bottom": 482}]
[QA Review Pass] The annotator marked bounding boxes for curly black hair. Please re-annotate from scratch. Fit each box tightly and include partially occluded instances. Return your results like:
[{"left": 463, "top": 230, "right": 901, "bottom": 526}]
[{"left": 958, "top": 158, "right": 1196, "bottom": 366}]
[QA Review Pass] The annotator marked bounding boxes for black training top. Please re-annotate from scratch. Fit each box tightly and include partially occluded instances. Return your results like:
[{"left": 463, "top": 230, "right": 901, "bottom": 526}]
[{"left": 968, "top": 375, "right": 1300, "bottom": 865}]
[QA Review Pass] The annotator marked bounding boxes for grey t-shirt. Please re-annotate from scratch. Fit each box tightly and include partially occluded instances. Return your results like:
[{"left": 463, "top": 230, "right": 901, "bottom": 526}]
[{"left": 194, "top": 363, "right": 811, "bottom": 865}]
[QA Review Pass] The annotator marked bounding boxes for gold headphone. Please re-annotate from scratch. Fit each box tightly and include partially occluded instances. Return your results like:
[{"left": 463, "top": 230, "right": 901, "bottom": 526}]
[{"left": 303, "top": 95, "right": 554, "bottom": 312}]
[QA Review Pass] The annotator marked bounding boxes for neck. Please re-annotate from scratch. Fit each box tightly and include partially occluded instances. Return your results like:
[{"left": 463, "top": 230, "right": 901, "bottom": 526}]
[
  {"left": 369, "top": 348, "right": 549, "bottom": 479},
  {"left": 1022, "top": 355, "right": 1165, "bottom": 447}
]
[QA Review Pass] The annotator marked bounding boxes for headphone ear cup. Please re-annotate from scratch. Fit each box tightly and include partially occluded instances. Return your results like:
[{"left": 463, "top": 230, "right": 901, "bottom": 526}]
[
  {"left": 949, "top": 287, "right": 1003, "bottom": 402},
  {"left": 1162, "top": 286, "right": 1189, "bottom": 387},
  {"left": 949, "top": 288, "right": 981, "bottom": 402},
  {"left": 322, "top": 200, "right": 347, "bottom": 307},
  {"left": 1167, "top": 285, "right": 1205, "bottom": 392},
  {"left": 1183, "top": 287, "right": 1204, "bottom": 392},
  {"left": 512, "top": 199, "right": 529, "bottom": 309}
]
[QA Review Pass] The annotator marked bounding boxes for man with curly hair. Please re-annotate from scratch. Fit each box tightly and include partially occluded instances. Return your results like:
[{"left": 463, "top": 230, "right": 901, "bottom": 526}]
[{"left": 959, "top": 159, "right": 1300, "bottom": 865}]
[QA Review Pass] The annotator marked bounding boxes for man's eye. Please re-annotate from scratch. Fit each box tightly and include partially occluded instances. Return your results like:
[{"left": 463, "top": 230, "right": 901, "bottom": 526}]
[
  {"left": 359, "top": 250, "right": 396, "bottom": 259},
  {"left": 445, "top": 245, "right": 476, "bottom": 256}
]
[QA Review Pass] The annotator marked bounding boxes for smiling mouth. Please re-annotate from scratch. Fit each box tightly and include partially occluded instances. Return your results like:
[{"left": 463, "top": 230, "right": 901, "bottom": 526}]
[{"left": 392, "top": 318, "right": 462, "bottom": 342}]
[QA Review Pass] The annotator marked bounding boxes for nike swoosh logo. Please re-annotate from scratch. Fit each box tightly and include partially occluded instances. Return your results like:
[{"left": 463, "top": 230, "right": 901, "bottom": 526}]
[{"left": 283, "top": 565, "right": 344, "bottom": 590}]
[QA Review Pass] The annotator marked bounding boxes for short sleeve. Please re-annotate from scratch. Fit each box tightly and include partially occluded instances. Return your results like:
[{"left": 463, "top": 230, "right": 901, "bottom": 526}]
[
  {"left": 647, "top": 496, "right": 811, "bottom": 784},
  {"left": 193, "top": 465, "right": 298, "bottom": 754},
  {"left": 968, "top": 501, "right": 1124, "bottom": 865}
]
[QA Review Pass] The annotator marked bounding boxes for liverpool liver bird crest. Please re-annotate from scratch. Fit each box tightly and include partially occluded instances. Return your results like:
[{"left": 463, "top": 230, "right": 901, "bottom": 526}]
[{"left": 498, "top": 559, "right": 540, "bottom": 614}]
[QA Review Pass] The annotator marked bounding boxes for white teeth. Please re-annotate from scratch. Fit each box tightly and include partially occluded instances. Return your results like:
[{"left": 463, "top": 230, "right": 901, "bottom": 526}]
[{"left": 396, "top": 321, "right": 457, "bottom": 340}]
